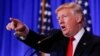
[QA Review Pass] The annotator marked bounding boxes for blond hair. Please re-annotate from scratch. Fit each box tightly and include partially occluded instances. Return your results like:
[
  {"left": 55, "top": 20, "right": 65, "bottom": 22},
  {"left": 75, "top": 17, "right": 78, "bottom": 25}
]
[
  {"left": 55, "top": 2, "right": 83, "bottom": 15},
  {"left": 55, "top": 2, "right": 85, "bottom": 27}
]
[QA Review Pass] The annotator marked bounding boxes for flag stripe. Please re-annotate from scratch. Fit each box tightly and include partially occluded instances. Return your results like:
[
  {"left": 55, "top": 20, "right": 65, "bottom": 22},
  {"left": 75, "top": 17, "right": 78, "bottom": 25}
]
[
  {"left": 76, "top": 0, "right": 92, "bottom": 33},
  {"left": 38, "top": 0, "right": 52, "bottom": 35}
]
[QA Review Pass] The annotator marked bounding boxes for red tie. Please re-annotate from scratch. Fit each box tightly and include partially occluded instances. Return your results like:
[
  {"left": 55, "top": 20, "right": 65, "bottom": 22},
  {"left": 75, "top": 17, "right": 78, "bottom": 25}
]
[{"left": 66, "top": 36, "right": 74, "bottom": 56}]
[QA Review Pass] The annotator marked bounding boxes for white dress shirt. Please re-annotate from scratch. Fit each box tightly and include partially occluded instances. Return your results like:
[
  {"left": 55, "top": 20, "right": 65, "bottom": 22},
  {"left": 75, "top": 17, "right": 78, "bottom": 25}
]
[
  {"left": 41, "top": 28, "right": 85, "bottom": 56},
  {"left": 73, "top": 28, "right": 85, "bottom": 56}
]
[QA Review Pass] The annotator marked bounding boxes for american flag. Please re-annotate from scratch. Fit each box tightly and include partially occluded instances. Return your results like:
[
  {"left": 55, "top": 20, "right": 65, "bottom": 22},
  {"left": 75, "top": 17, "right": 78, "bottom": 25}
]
[
  {"left": 38, "top": 0, "right": 52, "bottom": 35},
  {"left": 37, "top": 0, "right": 52, "bottom": 56},
  {"left": 76, "top": 0, "right": 92, "bottom": 33}
]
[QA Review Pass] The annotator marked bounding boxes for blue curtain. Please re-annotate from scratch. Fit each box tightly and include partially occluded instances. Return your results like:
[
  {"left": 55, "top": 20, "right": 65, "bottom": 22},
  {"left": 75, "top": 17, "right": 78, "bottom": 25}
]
[
  {"left": 0, "top": 0, "right": 100, "bottom": 56},
  {"left": 89, "top": 0, "right": 100, "bottom": 36}
]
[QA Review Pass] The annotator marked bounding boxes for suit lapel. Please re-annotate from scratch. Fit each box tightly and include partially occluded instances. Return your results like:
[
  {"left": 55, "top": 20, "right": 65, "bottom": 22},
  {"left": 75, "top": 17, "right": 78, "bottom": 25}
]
[
  {"left": 51, "top": 37, "right": 69, "bottom": 56},
  {"left": 74, "top": 31, "right": 93, "bottom": 56}
]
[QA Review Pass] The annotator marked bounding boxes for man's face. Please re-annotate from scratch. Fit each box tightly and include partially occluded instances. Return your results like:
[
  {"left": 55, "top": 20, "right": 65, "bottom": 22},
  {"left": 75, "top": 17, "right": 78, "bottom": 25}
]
[{"left": 57, "top": 8, "right": 79, "bottom": 37}]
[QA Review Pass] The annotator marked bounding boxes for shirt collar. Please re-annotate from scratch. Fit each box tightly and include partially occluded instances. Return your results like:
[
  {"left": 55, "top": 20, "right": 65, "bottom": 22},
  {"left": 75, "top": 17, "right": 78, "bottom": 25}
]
[{"left": 74, "top": 28, "right": 85, "bottom": 41}]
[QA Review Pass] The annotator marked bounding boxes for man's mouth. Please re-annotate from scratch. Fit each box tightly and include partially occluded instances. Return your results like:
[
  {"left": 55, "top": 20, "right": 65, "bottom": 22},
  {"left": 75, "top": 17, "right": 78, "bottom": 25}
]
[{"left": 61, "top": 26, "right": 66, "bottom": 30}]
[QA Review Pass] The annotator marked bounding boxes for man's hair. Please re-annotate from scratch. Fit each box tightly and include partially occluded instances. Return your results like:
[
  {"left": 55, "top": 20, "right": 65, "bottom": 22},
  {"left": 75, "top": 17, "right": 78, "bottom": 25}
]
[
  {"left": 55, "top": 2, "right": 83, "bottom": 15},
  {"left": 55, "top": 2, "right": 85, "bottom": 27}
]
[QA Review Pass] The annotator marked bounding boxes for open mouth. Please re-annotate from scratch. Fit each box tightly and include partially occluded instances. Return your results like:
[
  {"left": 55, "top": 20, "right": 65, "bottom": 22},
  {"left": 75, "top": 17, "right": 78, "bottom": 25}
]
[
  {"left": 62, "top": 26, "right": 65, "bottom": 28},
  {"left": 61, "top": 26, "right": 66, "bottom": 30}
]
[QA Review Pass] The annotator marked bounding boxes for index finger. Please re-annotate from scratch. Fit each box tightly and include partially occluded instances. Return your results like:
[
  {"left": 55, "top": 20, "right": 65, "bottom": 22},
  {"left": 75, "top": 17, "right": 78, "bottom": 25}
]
[{"left": 9, "top": 18, "right": 19, "bottom": 23}]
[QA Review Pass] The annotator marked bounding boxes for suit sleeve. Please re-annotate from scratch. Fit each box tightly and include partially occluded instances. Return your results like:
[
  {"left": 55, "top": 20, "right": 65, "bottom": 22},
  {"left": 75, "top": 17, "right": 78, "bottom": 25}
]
[{"left": 18, "top": 29, "right": 62, "bottom": 53}]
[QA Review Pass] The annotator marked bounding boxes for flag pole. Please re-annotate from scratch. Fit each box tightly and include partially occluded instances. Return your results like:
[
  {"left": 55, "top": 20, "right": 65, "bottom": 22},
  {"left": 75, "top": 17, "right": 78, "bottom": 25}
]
[
  {"left": 41, "top": 0, "right": 45, "bottom": 34},
  {"left": 41, "top": 0, "right": 46, "bottom": 56}
]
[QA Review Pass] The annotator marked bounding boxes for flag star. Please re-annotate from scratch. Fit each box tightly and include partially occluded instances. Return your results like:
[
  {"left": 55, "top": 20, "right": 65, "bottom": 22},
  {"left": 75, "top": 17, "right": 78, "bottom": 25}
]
[
  {"left": 40, "top": 2, "right": 43, "bottom": 6},
  {"left": 86, "top": 27, "right": 91, "bottom": 32},
  {"left": 44, "top": 10, "right": 48, "bottom": 15},
  {"left": 83, "top": 9, "right": 87, "bottom": 15},
  {"left": 47, "top": 27, "right": 50, "bottom": 31},
  {"left": 38, "top": 17, "right": 41, "bottom": 21},
  {"left": 78, "top": 0, "right": 82, "bottom": 4},
  {"left": 38, "top": 25, "right": 40, "bottom": 28},
  {"left": 45, "top": 3, "right": 50, "bottom": 8},
  {"left": 48, "top": 19, "right": 51, "bottom": 23},
  {"left": 84, "top": 2, "right": 88, "bottom": 7},
  {"left": 39, "top": 10, "right": 42, "bottom": 14},
  {"left": 43, "top": 18, "right": 47, "bottom": 22},
  {"left": 41, "top": 32, "right": 45, "bottom": 35},
  {"left": 47, "top": 11, "right": 51, "bottom": 16},
  {"left": 87, "top": 20, "right": 91, "bottom": 24}
]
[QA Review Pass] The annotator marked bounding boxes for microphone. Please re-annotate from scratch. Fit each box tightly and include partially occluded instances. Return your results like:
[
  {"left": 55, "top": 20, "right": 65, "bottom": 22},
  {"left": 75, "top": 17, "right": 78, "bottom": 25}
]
[{"left": 37, "top": 29, "right": 62, "bottom": 44}]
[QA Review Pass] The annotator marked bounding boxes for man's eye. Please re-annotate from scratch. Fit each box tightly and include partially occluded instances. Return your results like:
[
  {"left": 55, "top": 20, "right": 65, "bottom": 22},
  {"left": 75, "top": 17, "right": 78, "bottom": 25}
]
[
  {"left": 63, "top": 15, "right": 67, "bottom": 17},
  {"left": 62, "top": 15, "right": 68, "bottom": 19}
]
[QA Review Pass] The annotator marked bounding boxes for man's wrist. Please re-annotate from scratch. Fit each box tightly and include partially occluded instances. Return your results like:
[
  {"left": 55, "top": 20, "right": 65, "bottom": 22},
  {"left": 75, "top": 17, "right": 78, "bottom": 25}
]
[{"left": 14, "top": 24, "right": 29, "bottom": 40}]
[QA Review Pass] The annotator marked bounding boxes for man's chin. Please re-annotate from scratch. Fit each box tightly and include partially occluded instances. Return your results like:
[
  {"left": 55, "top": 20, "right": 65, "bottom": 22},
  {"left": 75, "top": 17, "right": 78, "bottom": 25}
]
[{"left": 62, "top": 31, "right": 69, "bottom": 37}]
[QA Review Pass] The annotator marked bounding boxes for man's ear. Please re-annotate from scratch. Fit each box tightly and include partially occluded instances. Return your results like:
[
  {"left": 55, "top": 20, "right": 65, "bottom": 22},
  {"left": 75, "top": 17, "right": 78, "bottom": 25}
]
[{"left": 76, "top": 14, "right": 83, "bottom": 23}]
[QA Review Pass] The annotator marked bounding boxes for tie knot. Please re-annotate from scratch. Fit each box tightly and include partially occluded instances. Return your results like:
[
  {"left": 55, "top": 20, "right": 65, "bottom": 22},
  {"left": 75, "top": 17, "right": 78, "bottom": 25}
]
[{"left": 69, "top": 36, "right": 75, "bottom": 41}]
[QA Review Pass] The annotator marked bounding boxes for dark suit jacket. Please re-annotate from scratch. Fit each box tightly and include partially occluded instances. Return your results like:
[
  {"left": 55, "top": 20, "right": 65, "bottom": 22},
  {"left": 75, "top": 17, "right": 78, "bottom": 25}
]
[{"left": 20, "top": 29, "right": 100, "bottom": 56}]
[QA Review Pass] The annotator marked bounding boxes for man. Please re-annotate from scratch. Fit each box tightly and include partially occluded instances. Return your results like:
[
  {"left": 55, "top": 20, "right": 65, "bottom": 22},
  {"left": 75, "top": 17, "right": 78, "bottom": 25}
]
[{"left": 6, "top": 2, "right": 100, "bottom": 56}]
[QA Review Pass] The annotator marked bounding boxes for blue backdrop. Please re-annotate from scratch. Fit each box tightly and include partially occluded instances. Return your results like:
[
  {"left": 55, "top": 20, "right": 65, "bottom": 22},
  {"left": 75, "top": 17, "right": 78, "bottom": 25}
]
[{"left": 0, "top": 0, "right": 100, "bottom": 56}]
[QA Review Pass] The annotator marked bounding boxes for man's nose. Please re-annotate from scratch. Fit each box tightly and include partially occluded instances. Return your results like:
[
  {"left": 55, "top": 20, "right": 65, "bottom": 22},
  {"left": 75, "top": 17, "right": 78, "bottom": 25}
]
[{"left": 59, "top": 18, "right": 64, "bottom": 24}]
